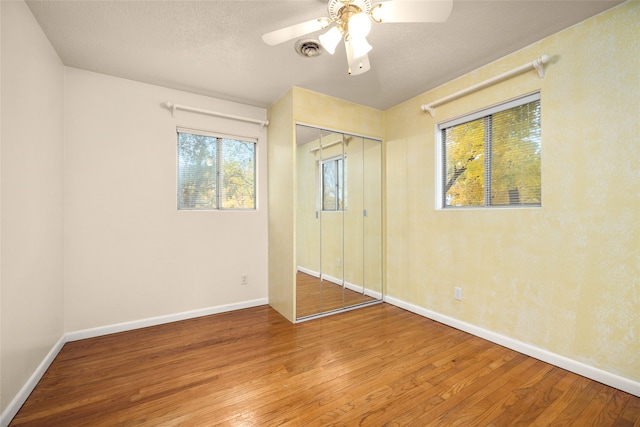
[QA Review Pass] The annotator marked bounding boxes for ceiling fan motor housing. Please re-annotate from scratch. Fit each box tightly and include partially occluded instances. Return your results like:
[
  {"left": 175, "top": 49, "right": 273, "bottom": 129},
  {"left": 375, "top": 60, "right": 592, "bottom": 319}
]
[{"left": 328, "top": 0, "right": 372, "bottom": 21}]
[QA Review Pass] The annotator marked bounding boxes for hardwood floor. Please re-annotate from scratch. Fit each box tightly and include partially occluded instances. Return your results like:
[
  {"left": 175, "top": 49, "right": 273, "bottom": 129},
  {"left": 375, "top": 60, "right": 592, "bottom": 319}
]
[
  {"left": 296, "top": 271, "right": 377, "bottom": 318},
  {"left": 11, "top": 304, "right": 640, "bottom": 426}
]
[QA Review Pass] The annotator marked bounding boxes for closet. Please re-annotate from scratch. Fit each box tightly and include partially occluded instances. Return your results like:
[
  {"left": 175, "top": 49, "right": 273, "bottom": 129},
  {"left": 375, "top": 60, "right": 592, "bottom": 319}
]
[{"left": 295, "top": 124, "right": 382, "bottom": 320}]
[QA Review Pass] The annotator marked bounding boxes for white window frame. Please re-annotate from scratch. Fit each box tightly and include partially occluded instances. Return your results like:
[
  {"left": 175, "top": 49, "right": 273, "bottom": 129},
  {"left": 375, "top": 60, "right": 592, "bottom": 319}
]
[{"left": 435, "top": 92, "right": 541, "bottom": 210}]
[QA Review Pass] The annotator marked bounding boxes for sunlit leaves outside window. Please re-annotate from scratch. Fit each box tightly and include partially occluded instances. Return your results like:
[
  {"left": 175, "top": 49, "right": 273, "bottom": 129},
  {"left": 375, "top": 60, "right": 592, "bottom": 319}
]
[
  {"left": 178, "top": 131, "right": 256, "bottom": 210},
  {"left": 441, "top": 95, "right": 541, "bottom": 208}
]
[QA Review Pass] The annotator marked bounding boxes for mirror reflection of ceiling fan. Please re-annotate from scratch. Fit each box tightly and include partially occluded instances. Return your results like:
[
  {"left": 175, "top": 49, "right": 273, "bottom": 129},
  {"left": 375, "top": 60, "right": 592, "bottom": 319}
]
[{"left": 262, "top": 0, "right": 453, "bottom": 75}]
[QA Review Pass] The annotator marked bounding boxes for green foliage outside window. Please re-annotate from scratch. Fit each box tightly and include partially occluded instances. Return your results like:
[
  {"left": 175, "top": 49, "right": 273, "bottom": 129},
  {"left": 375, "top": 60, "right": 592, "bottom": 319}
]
[{"left": 178, "top": 131, "right": 256, "bottom": 210}]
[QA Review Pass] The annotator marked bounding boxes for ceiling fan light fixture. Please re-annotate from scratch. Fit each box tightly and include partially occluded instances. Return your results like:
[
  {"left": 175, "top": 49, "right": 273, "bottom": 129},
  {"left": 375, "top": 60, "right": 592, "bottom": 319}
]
[
  {"left": 261, "top": 0, "right": 453, "bottom": 75},
  {"left": 319, "top": 26, "right": 342, "bottom": 55},
  {"left": 350, "top": 37, "right": 372, "bottom": 59},
  {"left": 345, "top": 39, "right": 371, "bottom": 75},
  {"left": 369, "top": 3, "right": 383, "bottom": 23},
  {"left": 348, "top": 12, "right": 372, "bottom": 39}
]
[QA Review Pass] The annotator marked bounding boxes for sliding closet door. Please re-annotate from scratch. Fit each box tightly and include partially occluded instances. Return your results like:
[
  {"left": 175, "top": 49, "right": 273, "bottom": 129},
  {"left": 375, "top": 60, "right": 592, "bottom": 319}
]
[
  {"left": 320, "top": 132, "right": 345, "bottom": 314},
  {"left": 295, "top": 124, "right": 382, "bottom": 321},
  {"left": 343, "top": 135, "right": 366, "bottom": 309},
  {"left": 295, "top": 125, "right": 322, "bottom": 318},
  {"left": 363, "top": 137, "right": 383, "bottom": 300}
]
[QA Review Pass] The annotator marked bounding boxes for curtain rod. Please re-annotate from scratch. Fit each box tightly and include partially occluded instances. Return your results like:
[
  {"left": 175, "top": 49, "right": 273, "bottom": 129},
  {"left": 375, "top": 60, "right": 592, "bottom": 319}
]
[
  {"left": 421, "top": 54, "right": 550, "bottom": 117},
  {"left": 308, "top": 136, "right": 353, "bottom": 153},
  {"left": 164, "top": 101, "right": 269, "bottom": 128}
]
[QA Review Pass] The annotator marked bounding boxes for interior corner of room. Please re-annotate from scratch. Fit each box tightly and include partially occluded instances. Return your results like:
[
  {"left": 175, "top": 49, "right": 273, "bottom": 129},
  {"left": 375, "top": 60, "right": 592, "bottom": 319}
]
[{"left": 1, "top": 0, "right": 639, "bottom": 424}]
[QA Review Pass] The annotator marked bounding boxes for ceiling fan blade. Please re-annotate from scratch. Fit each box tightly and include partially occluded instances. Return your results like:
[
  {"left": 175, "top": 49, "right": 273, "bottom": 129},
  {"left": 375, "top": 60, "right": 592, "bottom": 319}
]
[
  {"left": 262, "top": 18, "right": 327, "bottom": 46},
  {"left": 372, "top": 0, "right": 453, "bottom": 23},
  {"left": 348, "top": 54, "right": 370, "bottom": 75},
  {"left": 345, "top": 40, "right": 371, "bottom": 76}
]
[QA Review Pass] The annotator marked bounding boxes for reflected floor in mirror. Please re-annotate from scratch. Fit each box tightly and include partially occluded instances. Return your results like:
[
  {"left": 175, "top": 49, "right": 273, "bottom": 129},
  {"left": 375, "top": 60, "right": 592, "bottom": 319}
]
[{"left": 296, "top": 271, "right": 377, "bottom": 319}]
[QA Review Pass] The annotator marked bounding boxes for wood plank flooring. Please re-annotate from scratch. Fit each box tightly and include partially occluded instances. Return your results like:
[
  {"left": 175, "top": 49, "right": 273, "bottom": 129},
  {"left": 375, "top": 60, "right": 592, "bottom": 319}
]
[
  {"left": 296, "top": 271, "right": 377, "bottom": 319},
  {"left": 10, "top": 304, "right": 640, "bottom": 426}
]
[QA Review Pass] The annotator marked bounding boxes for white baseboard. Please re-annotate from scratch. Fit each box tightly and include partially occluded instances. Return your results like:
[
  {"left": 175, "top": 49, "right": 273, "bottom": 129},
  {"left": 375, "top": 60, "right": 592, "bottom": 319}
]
[
  {"left": 1, "top": 335, "right": 66, "bottom": 427},
  {"left": 384, "top": 295, "right": 640, "bottom": 398},
  {"left": 0, "top": 298, "right": 268, "bottom": 427},
  {"left": 322, "top": 273, "right": 383, "bottom": 300},
  {"left": 7, "top": 294, "right": 634, "bottom": 427},
  {"left": 66, "top": 298, "right": 268, "bottom": 342},
  {"left": 297, "top": 266, "right": 320, "bottom": 278},
  {"left": 298, "top": 267, "right": 382, "bottom": 300}
]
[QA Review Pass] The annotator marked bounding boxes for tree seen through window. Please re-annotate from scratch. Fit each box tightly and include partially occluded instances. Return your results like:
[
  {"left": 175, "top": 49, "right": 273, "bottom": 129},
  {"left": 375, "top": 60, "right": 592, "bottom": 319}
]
[
  {"left": 177, "top": 131, "right": 256, "bottom": 210},
  {"left": 442, "top": 95, "right": 541, "bottom": 208}
]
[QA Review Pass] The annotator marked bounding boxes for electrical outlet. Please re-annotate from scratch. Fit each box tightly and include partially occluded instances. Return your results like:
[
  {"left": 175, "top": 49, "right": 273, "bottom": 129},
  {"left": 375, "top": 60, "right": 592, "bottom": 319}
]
[
  {"left": 454, "top": 287, "right": 463, "bottom": 300},
  {"left": 241, "top": 275, "right": 248, "bottom": 286},
  {"left": 337, "top": 258, "right": 342, "bottom": 267}
]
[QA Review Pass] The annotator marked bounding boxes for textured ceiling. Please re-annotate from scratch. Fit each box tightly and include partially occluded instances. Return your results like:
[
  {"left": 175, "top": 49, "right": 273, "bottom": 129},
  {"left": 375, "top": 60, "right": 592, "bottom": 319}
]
[{"left": 26, "top": 0, "right": 624, "bottom": 110}]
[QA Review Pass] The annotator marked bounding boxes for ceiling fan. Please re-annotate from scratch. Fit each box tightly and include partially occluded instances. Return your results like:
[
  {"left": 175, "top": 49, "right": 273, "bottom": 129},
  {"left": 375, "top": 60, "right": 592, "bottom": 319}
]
[{"left": 262, "top": 0, "right": 453, "bottom": 75}]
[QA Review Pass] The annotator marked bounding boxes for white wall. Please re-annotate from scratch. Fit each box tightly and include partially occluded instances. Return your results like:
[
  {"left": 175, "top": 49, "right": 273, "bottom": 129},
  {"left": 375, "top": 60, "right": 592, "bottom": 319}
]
[
  {"left": 1, "top": 1, "right": 3, "bottom": 411},
  {"left": 1, "top": 3, "right": 269, "bottom": 416},
  {"left": 1, "top": 0, "right": 65, "bottom": 414},
  {"left": 64, "top": 68, "right": 269, "bottom": 331}
]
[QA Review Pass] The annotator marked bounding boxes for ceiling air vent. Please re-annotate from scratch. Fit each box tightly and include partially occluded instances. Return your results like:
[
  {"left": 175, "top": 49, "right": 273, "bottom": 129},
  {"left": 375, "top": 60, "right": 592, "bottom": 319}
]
[{"left": 295, "top": 39, "right": 323, "bottom": 58}]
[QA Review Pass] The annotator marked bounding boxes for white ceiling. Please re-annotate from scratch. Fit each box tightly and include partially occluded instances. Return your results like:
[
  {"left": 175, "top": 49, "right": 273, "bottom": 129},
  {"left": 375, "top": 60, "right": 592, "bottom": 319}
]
[{"left": 26, "top": 0, "right": 623, "bottom": 110}]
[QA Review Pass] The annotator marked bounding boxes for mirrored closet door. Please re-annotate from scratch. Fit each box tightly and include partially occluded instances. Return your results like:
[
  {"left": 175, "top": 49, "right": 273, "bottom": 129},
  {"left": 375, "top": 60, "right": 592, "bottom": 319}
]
[{"left": 295, "top": 124, "right": 382, "bottom": 320}]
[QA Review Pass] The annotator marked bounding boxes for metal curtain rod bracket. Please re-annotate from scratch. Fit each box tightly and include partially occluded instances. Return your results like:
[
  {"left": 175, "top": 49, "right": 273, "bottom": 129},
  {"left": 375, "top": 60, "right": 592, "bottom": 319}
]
[
  {"left": 421, "top": 54, "right": 550, "bottom": 117},
  {"left": 164, "top": 101, "right": 269, "bottom": 128}
]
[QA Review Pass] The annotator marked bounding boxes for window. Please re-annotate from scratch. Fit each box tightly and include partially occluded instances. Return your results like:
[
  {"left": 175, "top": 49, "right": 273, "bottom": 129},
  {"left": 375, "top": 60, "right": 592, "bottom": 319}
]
[
  {"left": 177, "top": 128, "right": 256, "bottom": 210},
  {"left": 438, "top": 93, "right": 541, "bottom": 208},
  {"left": 322, "top": 155, "right": 346, "bottom": 211}
]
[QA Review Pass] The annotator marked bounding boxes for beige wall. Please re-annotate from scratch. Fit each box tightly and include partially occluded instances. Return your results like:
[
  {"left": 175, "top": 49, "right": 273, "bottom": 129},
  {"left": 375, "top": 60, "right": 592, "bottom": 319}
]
[
  {"left": 0, "top": 1, "right": 3, "bottom": 411},
  {"left": 1, "top": 3, "right": 270, "bottom": 414},
  {"left": 64, "top": 68, "right": 269, "bottom": 331},
  {"left": 0, "top": 0, "right": 65, "bottom": 413},
  {"left": 384, "top": 2, "right": 639, "bottom": 382}
]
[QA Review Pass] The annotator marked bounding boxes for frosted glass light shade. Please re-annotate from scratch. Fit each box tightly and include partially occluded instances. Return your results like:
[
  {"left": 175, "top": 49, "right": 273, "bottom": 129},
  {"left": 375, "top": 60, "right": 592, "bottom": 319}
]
[
  {"left": 348, "top": 12, "right": 371, "bottom": 39},
  {"left": 345, "top": 39, "right": 371, "bottom": 75},
  {"left": 319, "top": 26, "right": 342, "bottom": 55},
  {"left": 350, "top": 37, "right": 372, "bottom": 59}
]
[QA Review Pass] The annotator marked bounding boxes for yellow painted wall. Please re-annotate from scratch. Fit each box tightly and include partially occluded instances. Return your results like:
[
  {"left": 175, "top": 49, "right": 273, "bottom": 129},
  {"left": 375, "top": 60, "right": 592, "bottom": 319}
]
[
  {"left": 383, "top": 1, "right": 639, "bottom": 381},
  {"left": 267, "top": 90, "right": 296, "bottom": 322},
  {"left": 293, "top": 87, "right": 384, "bottom": 138}
]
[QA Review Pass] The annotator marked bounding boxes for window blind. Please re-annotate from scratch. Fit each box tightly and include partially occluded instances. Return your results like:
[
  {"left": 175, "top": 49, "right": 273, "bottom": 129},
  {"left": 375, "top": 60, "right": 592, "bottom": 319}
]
[
  {"left": 177, "top": 129, "right": 256, "bottom": 210},
  {"left": 439, "top": 93, "right": 541, "bottom": 208}
]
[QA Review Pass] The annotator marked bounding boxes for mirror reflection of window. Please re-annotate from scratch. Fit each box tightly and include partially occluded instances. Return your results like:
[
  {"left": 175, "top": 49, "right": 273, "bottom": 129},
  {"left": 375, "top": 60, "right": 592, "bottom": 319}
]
[
  {"left": 295, "top": 124, "right": 382, "bottom": 321},
  {"left": 322, "top": 156, "right": 345, "bottom": 211}
]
